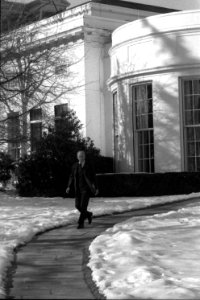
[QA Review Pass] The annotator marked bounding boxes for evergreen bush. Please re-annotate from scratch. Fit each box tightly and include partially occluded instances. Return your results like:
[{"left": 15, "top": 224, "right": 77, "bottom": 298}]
[
  {"left": 96, "top": 172, "right": 200, "bottom": 197},
  {"left": 16, "top": 109, "right": 113, "bottom": 196},
  {"left": 0, "top": 152, "right": 14, "bottom": 188}
]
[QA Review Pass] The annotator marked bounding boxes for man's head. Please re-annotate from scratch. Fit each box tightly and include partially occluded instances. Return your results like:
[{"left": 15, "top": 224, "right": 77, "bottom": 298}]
[{"left": 77, "top": 150, "right": 86, "bottom": 164}]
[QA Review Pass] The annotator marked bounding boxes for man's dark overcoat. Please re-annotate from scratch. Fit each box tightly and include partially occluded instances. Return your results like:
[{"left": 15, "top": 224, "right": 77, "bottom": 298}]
[{"left": 67, "top": 161, "right": 97, "bottom": 195}]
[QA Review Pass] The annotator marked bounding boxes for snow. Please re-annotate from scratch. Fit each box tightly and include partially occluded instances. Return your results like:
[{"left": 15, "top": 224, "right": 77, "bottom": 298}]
[
  {"left": 88, "top": 196, "right": 200, "bottom": 299},
  {"left": 0, "top": 192, "right": 200, "bottom": 299}
]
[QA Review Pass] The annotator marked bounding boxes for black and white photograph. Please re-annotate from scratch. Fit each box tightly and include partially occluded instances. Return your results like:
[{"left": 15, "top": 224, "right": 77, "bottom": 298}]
[{"left": 0, "top": 0, "right": 200, "bottom": 299}]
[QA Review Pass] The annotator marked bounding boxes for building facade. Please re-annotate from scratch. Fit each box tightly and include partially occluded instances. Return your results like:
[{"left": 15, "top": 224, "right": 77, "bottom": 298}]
[
  {"left": 2, "top": 0, "right": 175, "bottom": 161},
  {"left": 108, "top": 9, "right": 200, "bottom": 172}
]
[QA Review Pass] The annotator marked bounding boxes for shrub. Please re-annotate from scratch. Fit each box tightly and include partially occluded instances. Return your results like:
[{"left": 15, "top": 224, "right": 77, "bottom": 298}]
[
  {"left": 0, "top": 152, "right": 14, "bottom": 187},
  {"left": 16, "top": 109, "right": 113, "bottom": 197},
  {"left": 96, "top": 172, "right": 200, "bottom": 197}
]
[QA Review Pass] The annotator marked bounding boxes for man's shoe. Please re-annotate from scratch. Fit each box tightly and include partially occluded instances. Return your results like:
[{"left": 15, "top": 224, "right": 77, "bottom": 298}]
[
  {"left": 88, "top": 212, "right": 93, "bottom": 224},
  {"left": 77, "top": 223, "right": 84, "bottom": 229}
]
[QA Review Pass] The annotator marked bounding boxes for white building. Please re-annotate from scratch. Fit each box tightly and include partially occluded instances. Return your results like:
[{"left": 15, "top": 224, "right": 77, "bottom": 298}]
[
  {"left": 25, "top": 0, "right": 174, "bottom": 157},
  {"left": 2, "top": 1, "right": 200, "bottom": 173},
  {"left": 108, "top": 9, "right": 200, "bottom": 172}
]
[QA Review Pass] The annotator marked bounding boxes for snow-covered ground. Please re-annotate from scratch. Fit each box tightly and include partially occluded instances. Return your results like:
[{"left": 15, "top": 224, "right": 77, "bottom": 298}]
[
  {"left": 0, "top": 192, "right": 200, "bottom": 299},
  {"left": 88, "top": 196, "right": 200, "bottom": 299}
]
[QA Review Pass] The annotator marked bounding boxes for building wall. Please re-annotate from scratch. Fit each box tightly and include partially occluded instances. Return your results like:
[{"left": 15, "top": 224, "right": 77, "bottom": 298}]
[
  {"left": 80, "top": 3, "right": 163, "bottom": 156},
  {"left": 1, "top": 1, "right": 177, "bottom": 159},
  {"left": 109, "top": 9, "right": 200, "bottom": 172}
]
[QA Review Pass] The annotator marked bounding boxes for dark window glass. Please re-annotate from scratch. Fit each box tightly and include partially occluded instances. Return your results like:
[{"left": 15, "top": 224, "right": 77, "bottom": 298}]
[
  {"left": 30, "top": 108, "right": 42, "bottom": 121},
  {"left": 193, "top": 80, "right": 200, "bottom": 94},
  {"left": 194, "top": 110, "right": 200, "bottom": 125},
  {"left": 194, "top": 96, "right": 200, "bottom": 109},
  {"left": 183, "top": 78, "right": 200, "bottom": 171},
  {"left": 132, "top": 83, "right": 154, "bottom": 173},
  {"left": 184, "top": 80, "right": 193, "bottom": 95},
  {"left": 187, "top": 142, "right": 195, "bottom": 156},
  {"left": 31, "top": 123, "right": 42, "bottom": 152},
  {"left": 184, "top": 96, "right": 193, "bottom": 109},
  {"left": 196, "top": 128, "right": 200, "bottom": 140},
  {"left": 54, "top": 103, "right": 68, "bottom": 118},
  {"left": 185, "top": 110, "right": 193, "bottom": 125},
  {"left": 196, "top": 142, "right": 200, "bottom": 156}
]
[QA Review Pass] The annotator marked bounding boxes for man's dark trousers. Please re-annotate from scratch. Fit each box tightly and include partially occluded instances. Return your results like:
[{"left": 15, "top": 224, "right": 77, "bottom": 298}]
[{"left": 75, "top": 190, "right": 92, "bottom": 225}]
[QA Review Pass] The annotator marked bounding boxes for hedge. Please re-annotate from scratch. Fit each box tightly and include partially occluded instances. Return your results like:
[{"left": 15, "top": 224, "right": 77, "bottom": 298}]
[
  {"left": 96, "top": 172, "right": 200, "bottom": 197},
  {"left": 16, "top": 155, "right": 113, "bottom": 197}
]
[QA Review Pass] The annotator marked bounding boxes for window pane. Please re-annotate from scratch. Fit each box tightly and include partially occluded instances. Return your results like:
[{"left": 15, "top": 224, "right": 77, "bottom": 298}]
[
  {"left": 136, "top": 100, "right": 144, "bottom": 115},
  {"left": 194, "top": 96, "right": 200, "bottom": 109},
  {"left": 143, "top": 131, "right": 149, "bottom": 144},
  {"left": 143, "top": 159, "right": 150, "bottom": 172},
  {"left": 185, "top": 110, "right": 193, "bottom": 125},
  {"left": 184, "top": 80, "right": 193, "bottom": 95},
  {"left": 150, "top": 159, "right": 155, "bottom": 173},
  {"left": 193, "top": 80, "right": 200, "bottom": 94},
  {"left": 195, "top": 128, "right": 200, "bottom": 140},
  {"left": 194, "top": 110, "right": 200, "bottom": 125},
  {"left": 136, "top": 85, "right": 146, "bottom": 100},
  {"left": 31, "top": 123, "right": 42, "bottom": 141},
  {"left": 143, "top": 100, "right": 149, "bottom": 114},
  {"left": 30, "top": 108, "right": 42, "bottom": 121},
  {"left": 184, "top": 96, "right": 193, "bottom": 109},
  {"left": 54, "top": 104, "right": 68, "bottom": 118},
  {"left": 148, "top": 99, "right": 153, "bottom": 113},
  {"left": 147, "top": 84, "right": 152, "bottom": 99},
  {"left": 7, "top": 112, "right": 20, "bottom": 143},
  {"left": 148, "top": 113, "right": 153, "bottom": 128},
  {"left": 141, "top": 115, "right": 148, "bottom": 128},
  {"left": 138, "top": 159, "right": 143, "bottom": 172},
  {"left": 138, "top": 132, "right": 143, "bottom": 145},
  {"left": 150, "top": 144, "right": 154, "bottom": 158},
  {"left": 138, "top": 146, "right": 143, "bottom": 159},
  {"left": 187, "top": 142, "right": 195, "bottom": 156},
  {"left": 136, "top": 116, "right": 141, "bottom": 129},
  {"left": 196, "top": 142, "right": 200, "bottom": 156},
  {"left": 144, "top": 145, "right": 150, "bottom": 158},
  {"left": 186, "top": 127, "right": 194, "bottom": 141},
  {"left": 31, "top": 122, "right": 42, "bottom": 152},
  {"left": 150, "top": 131, "right": 154, "bottom": 143},
  {"left": 197, "top": 158, "right": 200, "bottom": 171},
  {"left": 188, "top": 157, "right": 195, "bottom": 171}
]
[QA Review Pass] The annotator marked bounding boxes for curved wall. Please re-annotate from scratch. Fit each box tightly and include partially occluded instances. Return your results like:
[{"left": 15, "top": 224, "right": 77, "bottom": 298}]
[{"left": 109, "top": 10, "right": 200, "bottom": 172}]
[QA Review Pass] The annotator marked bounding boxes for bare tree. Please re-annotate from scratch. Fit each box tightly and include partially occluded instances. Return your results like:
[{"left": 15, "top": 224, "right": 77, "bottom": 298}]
[{"left": 0, "top": 2, "right": 81, "bottom": 157}]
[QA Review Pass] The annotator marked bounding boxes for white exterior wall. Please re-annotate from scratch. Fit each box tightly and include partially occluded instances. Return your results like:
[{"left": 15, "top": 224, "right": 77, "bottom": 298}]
[
  {"left": 109, "top": 10, "right": 200, "bottom": 172},
  {"left": 0, "top": 1, "right": 175, "bottom": 158},
  {"left": 80, "top": 3, "right": 160, "bottom": 156},
  {"left": 60, "top": 41, "right": 87, "bottom": 137}
]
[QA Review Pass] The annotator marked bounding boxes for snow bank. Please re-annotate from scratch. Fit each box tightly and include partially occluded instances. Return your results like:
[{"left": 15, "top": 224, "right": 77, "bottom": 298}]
[
  {"left": 88, "top": 196, "right": 200, "bottom": 299},
  {"left": 0, "top": 192, "right": 200, "bottom": 298}
]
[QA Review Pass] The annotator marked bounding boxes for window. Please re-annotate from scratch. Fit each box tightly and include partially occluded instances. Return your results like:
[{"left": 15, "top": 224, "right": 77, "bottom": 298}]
[
  {"left": 113, "top": 91, "right": 119, "bottom": 171},
  {"left": 7, "top": 112, "right": 21, "bottom": 160},
  {"left": 30, "top": 108, "right": 42, "bottom": 122},
  {"left": 54, "top": 103, "right": 68, "bottom": 132},
  {"left": 30, "top": 108, "right": 42, "bottom": 152},
  {"left": 182, "top": 78, "right": 200, "bottom": 171},
  {"left": 132, "top": 83, "right": 154, "bottom": 173}
]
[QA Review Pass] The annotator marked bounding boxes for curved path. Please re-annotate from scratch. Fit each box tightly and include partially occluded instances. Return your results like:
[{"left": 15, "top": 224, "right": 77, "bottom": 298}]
[{"left": 5, "top": 199, "right": 197, "bottom": 299}]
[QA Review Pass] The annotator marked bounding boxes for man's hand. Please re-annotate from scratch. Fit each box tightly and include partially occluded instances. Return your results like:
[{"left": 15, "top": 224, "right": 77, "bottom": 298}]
[{"left": 66, "top": 187, "right": 70, "bottom": 194}]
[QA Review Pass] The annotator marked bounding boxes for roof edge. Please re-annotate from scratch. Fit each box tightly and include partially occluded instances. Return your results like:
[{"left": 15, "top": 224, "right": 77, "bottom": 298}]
[{"left": 90, "top": 0, "right": 179, "bottom": 14}]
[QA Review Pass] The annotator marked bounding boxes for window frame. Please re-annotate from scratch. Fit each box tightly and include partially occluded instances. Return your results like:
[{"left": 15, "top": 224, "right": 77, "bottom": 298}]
[
  {"left": 131, "top": 81, "right": 155, "bottom": 173},
  {"left": 180, "top": 76, "right": 200, "bottom": 172},
  {"left": 112, "top": 90, "right": 119, "bottom": 172}
]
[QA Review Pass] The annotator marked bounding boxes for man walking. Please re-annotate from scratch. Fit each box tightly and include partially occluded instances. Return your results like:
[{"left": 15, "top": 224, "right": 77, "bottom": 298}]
[{"left": 66, "top": 150, "right": 98, "bottom": 229}]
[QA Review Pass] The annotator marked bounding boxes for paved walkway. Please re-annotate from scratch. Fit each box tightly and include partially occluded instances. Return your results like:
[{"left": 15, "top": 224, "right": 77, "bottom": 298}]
[{"left": 5, "top": 199, "right": 196, "bottom": 300}]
